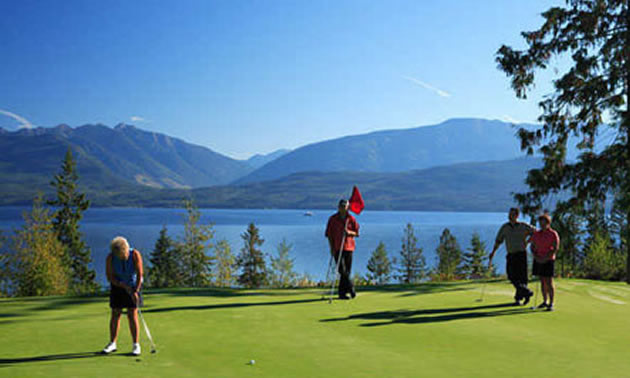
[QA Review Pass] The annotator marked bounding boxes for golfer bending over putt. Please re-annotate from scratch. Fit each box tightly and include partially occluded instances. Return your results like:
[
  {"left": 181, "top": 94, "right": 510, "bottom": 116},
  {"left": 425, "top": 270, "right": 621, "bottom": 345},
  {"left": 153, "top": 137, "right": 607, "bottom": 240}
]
[
  {"left": 531, "top": 213, "right": 560, "bottom": 311},
  {"left": 102, "top": 236, "right": 144, "bottom": 356}
]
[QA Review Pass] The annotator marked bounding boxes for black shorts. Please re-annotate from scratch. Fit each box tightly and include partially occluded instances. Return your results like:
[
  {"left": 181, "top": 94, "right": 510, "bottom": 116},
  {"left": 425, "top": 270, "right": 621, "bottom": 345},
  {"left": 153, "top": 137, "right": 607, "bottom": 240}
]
[
  {"left": 533, "top": 260, "right": 555, "bottom": 277},
  {"left": 109, "top": 285, "right": 143, "bottom": 309}
]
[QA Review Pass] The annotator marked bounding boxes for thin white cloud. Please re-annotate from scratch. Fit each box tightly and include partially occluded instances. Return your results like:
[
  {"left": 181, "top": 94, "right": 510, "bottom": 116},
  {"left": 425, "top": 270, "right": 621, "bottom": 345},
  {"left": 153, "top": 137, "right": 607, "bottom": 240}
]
[
  {"left": 130, "top": 115, "right": 149, "bottom": 122},
  {"left": 501, "top": 115, "right": 522, "bottom": 124},
  {"left": 0, "top": 109, "right": 34, "bottom": 129},
  {"left": 402, "top": 76, "right": 451, "bottom": 98}
]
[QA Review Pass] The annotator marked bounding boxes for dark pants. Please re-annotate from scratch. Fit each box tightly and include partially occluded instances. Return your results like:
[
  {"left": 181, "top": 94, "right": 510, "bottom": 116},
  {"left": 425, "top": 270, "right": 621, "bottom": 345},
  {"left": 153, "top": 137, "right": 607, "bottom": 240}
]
[
  {"left": 334, "top": 250, "right": 354, "bottom": 297},
  {"left": 109, "top": 285, "right": 143, "bottom": 309},
  {"left": 506, "top": 251, "right": 532, "bottom": 300}
]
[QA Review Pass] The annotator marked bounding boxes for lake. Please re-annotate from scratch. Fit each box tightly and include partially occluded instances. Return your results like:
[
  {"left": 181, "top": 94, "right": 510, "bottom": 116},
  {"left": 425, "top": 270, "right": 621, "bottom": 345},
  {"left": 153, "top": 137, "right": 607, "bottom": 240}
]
[{"left": 0, "top": 207, "right": 512, "bottom": 286}]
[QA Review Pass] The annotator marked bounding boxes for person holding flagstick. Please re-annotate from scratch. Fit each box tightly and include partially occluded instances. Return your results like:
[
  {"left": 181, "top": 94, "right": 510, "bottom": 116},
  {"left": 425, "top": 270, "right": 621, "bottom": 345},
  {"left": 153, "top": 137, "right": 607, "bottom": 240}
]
[{"left": 325, "top": 186, "right": 364, "bottom": 300}]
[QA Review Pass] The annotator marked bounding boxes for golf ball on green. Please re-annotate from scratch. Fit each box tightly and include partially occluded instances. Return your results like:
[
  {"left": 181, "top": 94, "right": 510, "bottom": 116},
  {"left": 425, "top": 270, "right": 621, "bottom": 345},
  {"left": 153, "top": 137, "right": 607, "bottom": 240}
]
[{"left": 250, "top": 360, "right": 255, "bottom": 365}]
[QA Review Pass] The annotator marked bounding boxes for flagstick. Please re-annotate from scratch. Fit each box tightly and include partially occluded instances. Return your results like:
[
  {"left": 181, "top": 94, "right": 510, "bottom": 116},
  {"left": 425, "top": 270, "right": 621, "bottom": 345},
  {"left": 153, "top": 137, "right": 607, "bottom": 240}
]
[
  {"left": 321, "top": 254, "right": 334, "bottom": 300},
  {"left": 328, "top": 218, "right": 349, "bottom": 303}
]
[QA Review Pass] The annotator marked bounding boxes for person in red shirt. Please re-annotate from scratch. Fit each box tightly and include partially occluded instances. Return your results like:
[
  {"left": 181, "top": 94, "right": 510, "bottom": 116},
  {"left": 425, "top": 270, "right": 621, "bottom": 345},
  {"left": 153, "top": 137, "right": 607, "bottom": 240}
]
[
  {"left": 531, "top": 213, "right": 560, "bottom": 311},
  {"left": 325, "top": 199, "right": 360, "bottom": 300}
]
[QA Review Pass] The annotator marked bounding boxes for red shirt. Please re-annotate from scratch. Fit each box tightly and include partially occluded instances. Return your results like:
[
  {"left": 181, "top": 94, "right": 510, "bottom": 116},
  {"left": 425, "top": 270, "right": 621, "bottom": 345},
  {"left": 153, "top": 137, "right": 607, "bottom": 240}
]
[
  {"left": 325, "top": 212, "right": 359, "bottom": 252},
  {"left": 531, "top": 228, "right": 560, "bottom": 261}
]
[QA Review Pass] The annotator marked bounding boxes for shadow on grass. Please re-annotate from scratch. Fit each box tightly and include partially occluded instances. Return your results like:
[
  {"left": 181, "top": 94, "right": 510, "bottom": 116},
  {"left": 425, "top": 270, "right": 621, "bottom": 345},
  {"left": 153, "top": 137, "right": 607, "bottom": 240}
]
[
  {"left": 0, "top": 351, "right": 132, "bottom": 366},
  {"left": 144, "top": 297, "right": 322, "bottom": 313},
  {"left": 152, "top": 287, "right": 290, "bottom": 298},
  {"left": 321, "top": 302, "right": 537, "bottom": 327},
  {"left": 0, "top": 312, "right": 24, "bottom": 319},
  {"left": 355, "top": 280, "right": 502, "bottom": 297},
  {"left": 30, "top": 295, "right": 106, "bottom": 312},
  {"left": 0, "top": 294, "right": 107, "bottom": 315}
]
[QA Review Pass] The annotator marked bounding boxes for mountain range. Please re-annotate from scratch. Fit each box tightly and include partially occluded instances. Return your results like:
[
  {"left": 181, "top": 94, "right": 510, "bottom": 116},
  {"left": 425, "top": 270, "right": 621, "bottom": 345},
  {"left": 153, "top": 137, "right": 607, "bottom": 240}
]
[
  {"left": 245, "top": 149, "right": 291, "bottom": 169},
  {"left": 139, "top": 157, "right": 541, "bottom": 212},
  {"left": 56, "top": 157, "right": 538, "bottom": 212},
  {"left": 0, "top": 118, "right": 547, "bottom": 210},
  {"left": 236, "top": 118, "right": 534, "bottom": 184},
  {"left": 0, "top": 123, "right": 253, "bottom": 190}
]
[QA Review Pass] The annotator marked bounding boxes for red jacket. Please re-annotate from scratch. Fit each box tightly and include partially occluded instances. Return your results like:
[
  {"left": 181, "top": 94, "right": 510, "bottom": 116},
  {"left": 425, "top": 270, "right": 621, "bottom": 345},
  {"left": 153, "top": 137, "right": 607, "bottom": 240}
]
[{"left": 325, "top": 212, "right": 359, "bottom": 252}]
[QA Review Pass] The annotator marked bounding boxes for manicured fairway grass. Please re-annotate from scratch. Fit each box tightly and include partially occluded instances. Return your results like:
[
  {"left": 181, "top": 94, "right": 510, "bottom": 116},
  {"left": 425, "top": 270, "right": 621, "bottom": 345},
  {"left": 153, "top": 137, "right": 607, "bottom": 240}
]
[{"left": 1, "top": 279, "right": 629, "bottom": 378}]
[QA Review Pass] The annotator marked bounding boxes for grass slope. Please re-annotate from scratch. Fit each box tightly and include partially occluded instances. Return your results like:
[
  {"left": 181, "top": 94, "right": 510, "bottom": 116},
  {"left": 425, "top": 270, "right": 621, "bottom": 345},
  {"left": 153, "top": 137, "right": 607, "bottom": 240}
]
[{"left": 1, "top": 279, "right": 628, "bottom": 377}]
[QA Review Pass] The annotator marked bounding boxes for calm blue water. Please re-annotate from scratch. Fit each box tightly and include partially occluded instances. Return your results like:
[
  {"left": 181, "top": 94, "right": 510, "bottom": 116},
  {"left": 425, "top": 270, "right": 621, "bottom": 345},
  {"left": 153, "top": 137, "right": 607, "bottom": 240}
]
[{"left": 0, "top": 207, "right": 511, "bottom": 286}]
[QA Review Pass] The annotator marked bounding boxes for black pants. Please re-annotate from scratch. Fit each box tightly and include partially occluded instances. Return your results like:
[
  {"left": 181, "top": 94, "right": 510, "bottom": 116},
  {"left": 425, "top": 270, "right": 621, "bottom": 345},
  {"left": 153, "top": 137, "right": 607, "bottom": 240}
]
[
  {"left": 334, "top": 250, "right": 354, "bottom": 297},
  {"left": 506, "top": 252, "right": 532, "bottom": 300},
  {"left": 109, "top": 285, "right": 143, "bottom": 309}
]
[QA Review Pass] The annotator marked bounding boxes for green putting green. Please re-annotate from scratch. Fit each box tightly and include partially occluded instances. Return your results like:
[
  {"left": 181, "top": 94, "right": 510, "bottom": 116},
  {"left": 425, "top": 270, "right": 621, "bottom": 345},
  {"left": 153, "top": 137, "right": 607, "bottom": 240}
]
[{"left": 1, "top": 279, "right": 628, "bottom": 377}]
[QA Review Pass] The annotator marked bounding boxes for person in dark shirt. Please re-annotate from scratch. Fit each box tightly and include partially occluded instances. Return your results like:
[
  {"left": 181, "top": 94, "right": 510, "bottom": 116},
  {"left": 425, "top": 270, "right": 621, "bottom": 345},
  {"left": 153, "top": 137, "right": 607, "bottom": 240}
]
[{"left": 489, "top": 208, "right": 535, "bottom": 305}]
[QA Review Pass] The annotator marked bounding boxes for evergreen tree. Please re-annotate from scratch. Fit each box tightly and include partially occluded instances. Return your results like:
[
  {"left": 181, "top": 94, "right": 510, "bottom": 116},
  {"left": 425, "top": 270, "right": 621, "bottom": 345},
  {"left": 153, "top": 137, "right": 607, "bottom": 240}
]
[
  {"left": 0, "top": 231, "right": 10, "bottom": 297},
  {"left": 583, "top": 200, "right": 615, "bottom": 264},
  {"left": 180, "top": 199, "right": 214, "bottom": 287},
  {"left": 148, "top": 226, "right": 181, "bottom": 288},
  {"left": 496, "top": 0, "right": 630, "bottom": 282},
  {"left": 366, "top": 241, "right": 392, "bottom": 285},
  {"left": 295, "top": 272, "right": 316, "bottom": 288},
  {"left": 583, "top": 232, "right": 626, "bottom": 280},
  {"left": 462, "top": 233, "right": 488, "bottom": 279},
  {"left": 552, "top": 207, "right": 585, "bottom": 277},
  {"left": 352, "top": 272, "right": 369, "bottom": 287},
  {"left": 395, "top": 223, "right": 426, "bottom": 284},
  {"left": 47, "top": 148, "right": 98, "bottom": 293},
  {"left": 10, "top": 196, "right": 70, "bottom": 296},
  {"left": 584, "top": 200, "right": 612, "bottom": 247},
  {"left": 236, "top": 222, "right": 268, "bottom": 288},
  {"left": 214, "top": 239, "right": 236, "bottom": 288},
  {"left": 269, "top": 239, "right": 297, "bottom": 288},
  {"left": 609, "top": 194, "right": 628, "bottom": 255},
  {"left": 435, "top": 228, "right": 462, "bottom": 281}
]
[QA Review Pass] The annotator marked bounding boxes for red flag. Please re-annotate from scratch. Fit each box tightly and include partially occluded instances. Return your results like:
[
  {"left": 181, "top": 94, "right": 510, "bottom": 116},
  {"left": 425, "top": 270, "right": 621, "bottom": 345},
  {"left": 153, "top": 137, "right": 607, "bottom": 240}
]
[{"left": 348, "top": 186, "right": 365, "bottom": 214}]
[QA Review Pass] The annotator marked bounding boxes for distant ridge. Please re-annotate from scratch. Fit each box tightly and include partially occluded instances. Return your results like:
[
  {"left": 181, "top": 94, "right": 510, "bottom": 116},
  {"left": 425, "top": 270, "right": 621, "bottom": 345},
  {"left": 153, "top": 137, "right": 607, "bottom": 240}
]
[
  {"left": 73, "top": 157, "right": 541, "bottom": 212},
  {"left": 0, "top": 123, "right": 253, "bottom": 191},
  {"left": 245, "top": 149, "right": 291, "bottom": 169},
  {"left": 235, "top": 118, "right": 534, "bottom": 184},
  {"left": 0, "top": 118, "right": 560, "bottom": 210}
]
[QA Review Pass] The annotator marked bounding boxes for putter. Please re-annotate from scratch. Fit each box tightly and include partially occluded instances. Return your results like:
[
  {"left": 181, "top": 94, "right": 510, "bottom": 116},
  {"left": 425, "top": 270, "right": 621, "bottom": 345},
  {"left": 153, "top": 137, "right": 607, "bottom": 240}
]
[
  {"left": 327, "top": 218, "right": 349, "bottom": 303},
  {"left": 328, "top": 248, "right": 344, "bottom": 304},
  {"left": 477, "top": 261, "right": 492, "bottom": 302},
  {"left": 530, "top": 281, "right": 539, "bottom": 310},
  {"left": 129, "top": 290, "right": 157, "bottom": 354},
  {"left": 321, "top": 254, "right": 334, "bottom": 300},
  {"left": 138, "top": 307, "right": 157, "bottom": 354},
  {"left": 476, "top": 277, "right": 487, "bottom": 302}
]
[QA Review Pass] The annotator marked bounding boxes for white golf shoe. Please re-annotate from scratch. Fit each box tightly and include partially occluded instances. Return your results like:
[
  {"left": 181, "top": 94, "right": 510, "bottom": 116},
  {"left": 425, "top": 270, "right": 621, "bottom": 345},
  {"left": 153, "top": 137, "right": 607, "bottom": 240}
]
[
  {"left": 102, "top": 341, "right": 117, "bottom": 354},
  {"left": 132, "top": 343, "right": 141, "bottom": 356}
]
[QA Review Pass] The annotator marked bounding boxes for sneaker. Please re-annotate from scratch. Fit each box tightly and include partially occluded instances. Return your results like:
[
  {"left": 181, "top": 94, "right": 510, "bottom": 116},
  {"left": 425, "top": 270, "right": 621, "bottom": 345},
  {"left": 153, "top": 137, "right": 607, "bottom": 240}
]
[
  {"left": 537, "top": 302, "right": 548, "bottom": 309},
  {"left": 513, "top": 299, "right": 521, "bottom": 306},
  {"left": 102, "top": 342, "right": 117, "bottom": 354},
  {"left": 132, "top": 343, "right": 141, "bottom": 356},
  {"left": 546, "top": 304, "right": 554, "bottom": 312}
]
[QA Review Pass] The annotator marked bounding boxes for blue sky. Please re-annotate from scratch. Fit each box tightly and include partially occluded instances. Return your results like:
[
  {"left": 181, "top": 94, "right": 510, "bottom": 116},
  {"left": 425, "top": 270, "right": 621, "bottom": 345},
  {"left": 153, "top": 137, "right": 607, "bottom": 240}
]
[{"left": 0, "top": 0, "right": 562, "bottom": 159}]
